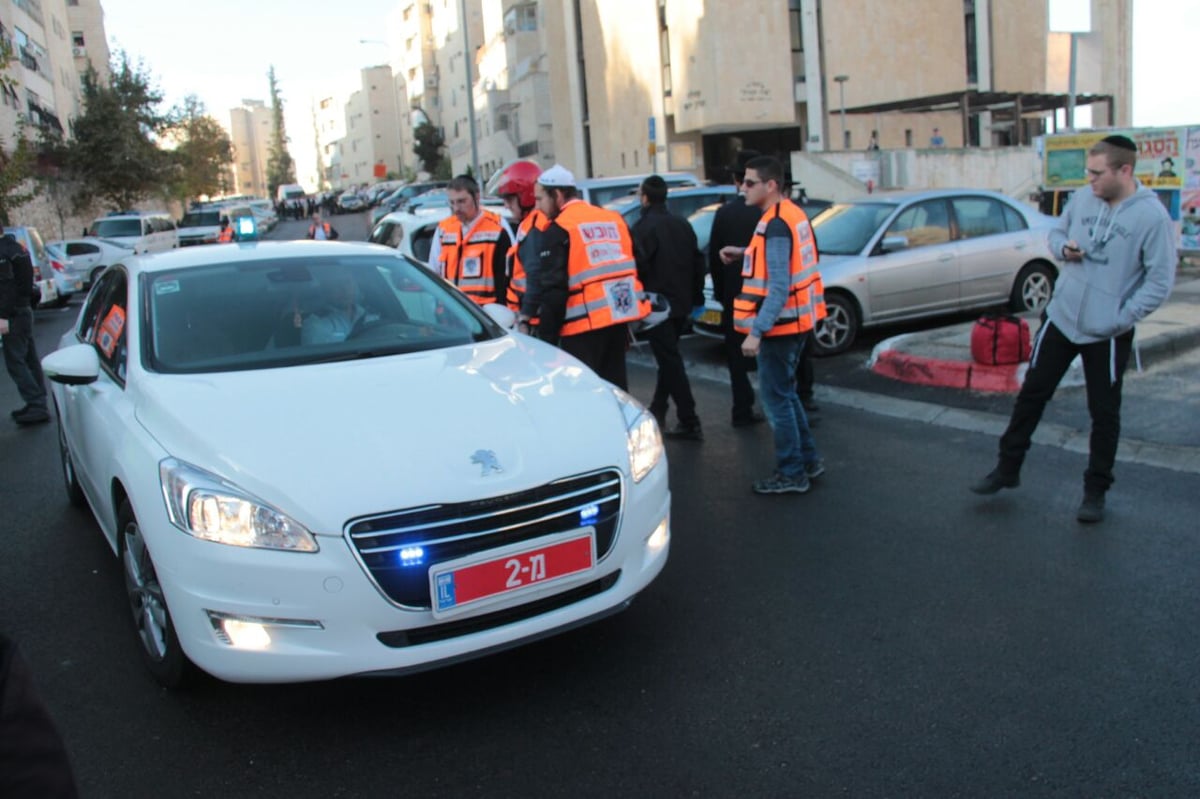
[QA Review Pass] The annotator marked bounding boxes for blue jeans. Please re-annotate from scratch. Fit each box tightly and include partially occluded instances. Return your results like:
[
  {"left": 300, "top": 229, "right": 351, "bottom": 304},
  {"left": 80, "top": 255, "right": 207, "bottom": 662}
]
[{"left": 757, "top": 335, "right": 818, "bottom": 478}]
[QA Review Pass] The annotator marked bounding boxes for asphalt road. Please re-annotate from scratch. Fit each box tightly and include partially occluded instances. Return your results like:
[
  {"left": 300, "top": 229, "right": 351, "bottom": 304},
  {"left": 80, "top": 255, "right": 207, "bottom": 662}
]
[{"left": 3, "top": 217, "right": 1198, "bottom": 797}]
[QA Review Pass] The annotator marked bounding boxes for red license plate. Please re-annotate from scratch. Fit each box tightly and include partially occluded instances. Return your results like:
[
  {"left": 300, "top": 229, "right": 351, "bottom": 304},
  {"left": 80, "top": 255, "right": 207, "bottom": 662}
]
[{"left": 431, "top": 531, "right": 596, "bottom": 616}]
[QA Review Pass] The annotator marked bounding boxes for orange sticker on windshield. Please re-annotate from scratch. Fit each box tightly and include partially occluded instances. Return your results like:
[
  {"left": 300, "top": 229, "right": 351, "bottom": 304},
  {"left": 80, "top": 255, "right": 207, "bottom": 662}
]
[{"left": 96, "top": 305, "right": 126, "bottom": 358}]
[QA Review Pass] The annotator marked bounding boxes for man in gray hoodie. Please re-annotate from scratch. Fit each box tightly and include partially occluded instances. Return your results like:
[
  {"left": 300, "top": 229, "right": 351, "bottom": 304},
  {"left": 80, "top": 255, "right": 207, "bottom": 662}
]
[{"left": 970, "top": 134, "right": 1177, "bottom": 523}]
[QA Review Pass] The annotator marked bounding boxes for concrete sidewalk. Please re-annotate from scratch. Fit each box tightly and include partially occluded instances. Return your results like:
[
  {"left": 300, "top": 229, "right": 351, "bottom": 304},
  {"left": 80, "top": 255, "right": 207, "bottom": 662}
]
[{"left": 869, "top": 270, "right": 1200, "bottom": 393}]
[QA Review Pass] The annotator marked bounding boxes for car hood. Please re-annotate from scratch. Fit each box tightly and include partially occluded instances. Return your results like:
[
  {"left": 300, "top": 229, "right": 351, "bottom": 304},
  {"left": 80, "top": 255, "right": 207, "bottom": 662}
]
[{"left": 134, "top": 336, "right": 632, "bottom": 533}]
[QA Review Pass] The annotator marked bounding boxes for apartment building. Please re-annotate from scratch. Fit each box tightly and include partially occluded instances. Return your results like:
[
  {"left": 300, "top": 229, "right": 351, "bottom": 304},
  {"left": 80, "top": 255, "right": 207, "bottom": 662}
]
[
  {"left": 1, "top": 0, "right": 98, "bottom": 146},
  {"left": 519, "top": 0, "right": 1131, "bottom": 180},
  {"left": 313, "top": 92, "right": 347, "bottom": 190},
  {"left": 227, "top": 99, "right": 273, "bottom": 198},
  {"left": 342, "top": 64, "right": 406, "bottom": 185}
]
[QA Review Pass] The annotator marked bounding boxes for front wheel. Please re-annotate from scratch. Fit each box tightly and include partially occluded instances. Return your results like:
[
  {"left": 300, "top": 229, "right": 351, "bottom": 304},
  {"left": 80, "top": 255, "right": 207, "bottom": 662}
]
[
  {"left": 812, "top": 293, "right": 859, "bottom": 356},
  {"left": 1010, "top": 262, "right": 1056, "bottom": 313},
  {"left": 56, "top": 405, "right": 86, "bottom": 508},
  {"left": 119, "top": 500, "right": 193, "bottom": 687}
]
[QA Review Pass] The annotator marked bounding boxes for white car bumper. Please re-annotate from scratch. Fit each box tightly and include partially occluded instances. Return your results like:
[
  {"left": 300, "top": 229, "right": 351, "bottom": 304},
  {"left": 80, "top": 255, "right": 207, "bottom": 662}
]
[{"left": 149, "top": 464, "right": 671, "bottom": 683}]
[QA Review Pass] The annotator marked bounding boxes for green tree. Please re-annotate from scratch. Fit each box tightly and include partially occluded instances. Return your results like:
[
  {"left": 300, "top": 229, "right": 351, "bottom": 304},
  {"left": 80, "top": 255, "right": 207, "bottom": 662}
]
[
  {"left": 265, "top": 66, "right": 296, "bottom": 197},
  {"left": 167, "top": 94, "right": 233, "bottom": 204},
  {"left": 32, "top": 128, "right": 85, "bottom": 239},
  {"left": 413, "top": 122, "right": 445, "bottom": 174},
  {"left": 69, "top": 55, "right": 173, "bottom": 211}
]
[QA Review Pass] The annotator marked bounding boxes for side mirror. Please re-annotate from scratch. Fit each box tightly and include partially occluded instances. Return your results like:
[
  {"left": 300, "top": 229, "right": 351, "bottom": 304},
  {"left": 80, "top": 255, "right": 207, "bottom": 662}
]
[
  {"left": 42, "top": 344, "right": 100, "bottom": 386},
  {"left": 482, "top": 303, "right": 516, "bottom": 329},
  {"left": 880, "top": 234, "right": 909, "bottom": 253}
]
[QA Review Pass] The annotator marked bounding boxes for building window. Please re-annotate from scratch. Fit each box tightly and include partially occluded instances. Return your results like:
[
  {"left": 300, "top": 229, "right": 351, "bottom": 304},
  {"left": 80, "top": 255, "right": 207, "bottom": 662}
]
[
  {"left": 658, "top": 0, "right": 671, "bottom": 97},
  {"left": 964, "top": 0, "right": 978, "bottom": 85},
  {"left": 789, "top": 0, "right": 803, "bottom": 53},
  {"left": 843, "top": 130, "right": 851, "bottom": 149},
  {"left": 504, "top": 3, "right": 537, "bottom": 35},
  {"left": 72, "top": 31, "right": 84, "bottom": 47},
  {"left": 905, "top": 129, "right": 913, "bottom": 147}
]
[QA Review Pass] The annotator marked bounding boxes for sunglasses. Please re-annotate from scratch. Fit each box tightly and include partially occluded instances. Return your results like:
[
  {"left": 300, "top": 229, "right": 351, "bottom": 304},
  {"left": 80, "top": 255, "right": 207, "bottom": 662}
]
[{"left": 742, "top": 178, "right": 762, "bottom": 188}]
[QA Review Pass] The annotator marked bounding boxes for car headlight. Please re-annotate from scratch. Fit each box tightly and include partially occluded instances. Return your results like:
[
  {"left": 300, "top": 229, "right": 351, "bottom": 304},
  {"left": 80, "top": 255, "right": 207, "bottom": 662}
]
[
  {"left": 160, "top": 459, "right": 318, "bottom": 552},
  {"left": 613, "top": 388, "right": 663, "bottom": 483}
]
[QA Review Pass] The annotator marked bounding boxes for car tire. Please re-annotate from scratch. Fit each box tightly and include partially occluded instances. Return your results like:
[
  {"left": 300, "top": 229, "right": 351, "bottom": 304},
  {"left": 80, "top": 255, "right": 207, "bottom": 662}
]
[
  {"left": 118, "top": 500, "right": 194, "bottom": 688},
  {"left": 1010, "top": 262, "right": 1056, "bottom": 314},
  {"left": 813, "top": 292, "right": 859, "bottom": 356},
  {"left": 56, "top": 405, "right": 86, "bottom": 508}
]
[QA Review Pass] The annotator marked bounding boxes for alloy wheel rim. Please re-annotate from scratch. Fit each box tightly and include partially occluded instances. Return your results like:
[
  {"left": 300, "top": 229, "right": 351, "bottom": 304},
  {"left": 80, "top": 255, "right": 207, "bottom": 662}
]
[
  {"left": 122, "top": 523, "right": 169, "bottom": 660},
  {"left": 1024, "top": 274, "right": 1051, "bottom": 310},
  {"left": 817, "top": 308, "right": 850, "bottom": 349}
]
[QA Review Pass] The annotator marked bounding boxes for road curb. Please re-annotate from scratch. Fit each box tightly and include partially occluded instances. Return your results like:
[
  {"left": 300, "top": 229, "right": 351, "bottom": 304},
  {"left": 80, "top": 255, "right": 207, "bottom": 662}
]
[{"left": 868, "top": 323, "right": 1200, "bottom": 394}]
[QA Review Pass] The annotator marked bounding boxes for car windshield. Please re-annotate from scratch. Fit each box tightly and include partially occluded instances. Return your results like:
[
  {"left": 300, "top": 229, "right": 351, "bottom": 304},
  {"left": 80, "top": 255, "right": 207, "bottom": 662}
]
[
  {"left": 92, "top": 218, "right": 142, "bottom": 238},
  {"left": 180, "top": 211, "right": 221, "bottom": 227},
  {"left": 810, "top": 202, "right": 897, "bottom": 255},
  {"left": 144, "top": 255, "right": 501, "bottom": 374}
]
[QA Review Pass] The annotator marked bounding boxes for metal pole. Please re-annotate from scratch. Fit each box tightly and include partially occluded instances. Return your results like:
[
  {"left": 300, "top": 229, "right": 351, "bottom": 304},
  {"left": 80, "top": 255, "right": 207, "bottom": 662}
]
[
  {"left": 459, "top": 0, "right": 480, "bottom": 177},
  {"left": 834, "top": 75, "right": 848, "bottom": 149},
  {"left": 1066, "top": 32, "right": 1077, "bottom": 131}
]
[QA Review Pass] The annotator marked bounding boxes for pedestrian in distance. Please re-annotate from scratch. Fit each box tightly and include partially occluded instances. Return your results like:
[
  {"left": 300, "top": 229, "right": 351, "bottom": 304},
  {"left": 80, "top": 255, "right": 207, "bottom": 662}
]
[
  {"left": 632, "top": 174, "right": 706, "bottom": 440},
  {"left": 720, "top": 156, "right": 826, "bottom": 495},
  {"left": 0, "top": 224, "right": 50, "bottom": 425},
  {"left": 492, "top": 160, "right": 548, "bottom": 335},
  {"left": 970, "top": 134, "right": 1177, "bottom": 523},
  {"left": 216, "top": 217, "right": 234, "bottom": 243},
  {"left": 306, "top": 211, "right": 339, "bottom": 241},
  {"left": 709, "top": 149, "right": 768, "bottom": 427},
  {"left": 429, "top": 174, "right": 512, "bottom": 306},
  {"left": 535, "top": 164, "right": 650, "bottom": 391}
]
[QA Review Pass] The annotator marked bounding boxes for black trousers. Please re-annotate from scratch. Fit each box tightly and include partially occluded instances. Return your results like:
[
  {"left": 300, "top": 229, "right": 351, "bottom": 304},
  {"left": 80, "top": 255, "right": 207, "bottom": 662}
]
[
  {"left": 2, "top": 308, "right": 47, "bottom": 411},
  {"left": 721, "top": 305, "right": 757, "bottom": 420},
  {"left": 996, "top": 321, "right": 1133, "bottom": 495},
  {"left": 646, "top": 316, "right": 698, "bottom": 425},
  {"left": 560, "top": 324, "right": 630, "bottom": 391},
  {"left": 797, "top": 330, "right": 815, "bottom": 402}
]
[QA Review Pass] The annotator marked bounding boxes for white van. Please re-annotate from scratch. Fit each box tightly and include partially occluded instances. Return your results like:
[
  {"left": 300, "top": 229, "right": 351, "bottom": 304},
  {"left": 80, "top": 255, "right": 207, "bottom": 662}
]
[
  {"left": 88, "top": 211, "right": 179, "bottom": 254},
  {"left": 276, "top": 183, "right": 306, "bottom": 204}
]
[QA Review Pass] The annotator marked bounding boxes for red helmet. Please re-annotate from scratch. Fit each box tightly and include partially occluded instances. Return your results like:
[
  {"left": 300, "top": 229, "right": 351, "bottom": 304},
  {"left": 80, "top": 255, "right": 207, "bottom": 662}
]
[{"left": 491, "top": 160, "right": 541, "bottom": 208}]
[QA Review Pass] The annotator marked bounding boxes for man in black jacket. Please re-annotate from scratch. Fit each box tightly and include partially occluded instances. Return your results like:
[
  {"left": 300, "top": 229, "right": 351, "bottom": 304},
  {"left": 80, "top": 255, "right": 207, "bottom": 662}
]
[
  {"left": 708, "top": 151, "right": 767, "bottom": 427},
  {"left": 0, "top": 226, "right": 49, "bottom": 425},
  {"left": 632, "top": 175, "right": 705, "bottom": 440}
]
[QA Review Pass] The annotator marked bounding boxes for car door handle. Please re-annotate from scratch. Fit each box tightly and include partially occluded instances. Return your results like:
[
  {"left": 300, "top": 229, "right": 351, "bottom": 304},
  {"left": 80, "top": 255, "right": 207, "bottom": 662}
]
[
  {"left": 1013, "top": 242, "right": 1027, "bottom": 250},
  {"left": 938, "top": 253, "right": 954, "bottom": 262}
]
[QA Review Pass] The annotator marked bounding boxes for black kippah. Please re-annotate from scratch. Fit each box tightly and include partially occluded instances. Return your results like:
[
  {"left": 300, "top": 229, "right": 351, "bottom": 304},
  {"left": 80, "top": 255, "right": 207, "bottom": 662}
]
[{"left": 1100, "top": 134, "right": 1137, "bottom": 152}]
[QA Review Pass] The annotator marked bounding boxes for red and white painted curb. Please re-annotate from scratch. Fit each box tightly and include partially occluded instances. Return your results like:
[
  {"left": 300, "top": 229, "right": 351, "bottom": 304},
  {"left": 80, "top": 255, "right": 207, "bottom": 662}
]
[{"left": 868, "top": 334, "right": 1028, "bottom": 393}]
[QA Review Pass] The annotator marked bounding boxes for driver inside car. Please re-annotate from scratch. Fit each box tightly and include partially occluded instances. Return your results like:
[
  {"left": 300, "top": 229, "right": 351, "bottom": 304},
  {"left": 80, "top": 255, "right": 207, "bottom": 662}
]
[{"left": 301, "top": 269, "right": 379, "bottom": 345}]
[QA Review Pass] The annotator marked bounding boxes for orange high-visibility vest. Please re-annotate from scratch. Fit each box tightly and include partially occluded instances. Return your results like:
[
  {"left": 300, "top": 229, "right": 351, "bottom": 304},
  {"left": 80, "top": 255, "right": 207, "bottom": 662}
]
[
  {"left": 437, "top": 211, "right": 506, "bottom": 305},
  {"left": 307, "top": 222, "right": 333, "bottom": 239},
  {"left": 217, "top": 227, "right": 234, "bottom": 243},
  {"left": 733, "top": 199, "right": 825, "bottom": 337},
  {"left": 553, "top": 200, "right": 649, "bottom": 336},
  {"left": 506, "top": 209, "right": 548, "bottom": 316}
]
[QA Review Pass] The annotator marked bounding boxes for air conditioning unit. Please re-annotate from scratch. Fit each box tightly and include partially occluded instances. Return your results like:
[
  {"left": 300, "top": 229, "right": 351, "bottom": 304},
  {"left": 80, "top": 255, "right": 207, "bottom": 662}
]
[{"left": 72, "top": 46, "right": 86, "bottom": 58}]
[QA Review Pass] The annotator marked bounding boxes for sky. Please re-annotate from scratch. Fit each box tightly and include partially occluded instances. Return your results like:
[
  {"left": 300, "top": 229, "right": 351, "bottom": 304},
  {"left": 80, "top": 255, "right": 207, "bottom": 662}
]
[{"left": 96, "top": 0, "right": 1200, "bottom": 187}]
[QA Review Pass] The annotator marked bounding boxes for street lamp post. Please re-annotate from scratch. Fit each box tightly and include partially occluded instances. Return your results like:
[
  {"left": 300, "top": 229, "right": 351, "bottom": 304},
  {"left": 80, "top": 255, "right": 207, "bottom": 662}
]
[
  {"left": 834, "top": 75, "right": 849, "bottom": 149},
  {"left": 458, "top": 0, "right": 480, "bottom": 178}
]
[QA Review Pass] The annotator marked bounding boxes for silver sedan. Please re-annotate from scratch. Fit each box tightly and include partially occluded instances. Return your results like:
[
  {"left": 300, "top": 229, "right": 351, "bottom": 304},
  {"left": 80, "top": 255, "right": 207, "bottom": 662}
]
[{"left": 810, "top": 189, "right": 1058, "bottom": 354}]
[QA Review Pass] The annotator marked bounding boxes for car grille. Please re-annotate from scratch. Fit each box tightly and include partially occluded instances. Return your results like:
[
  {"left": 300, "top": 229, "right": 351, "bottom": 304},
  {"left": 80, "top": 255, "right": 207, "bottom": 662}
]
[{"left": 347, "top": 469, "right": 623, "bottom": 609}]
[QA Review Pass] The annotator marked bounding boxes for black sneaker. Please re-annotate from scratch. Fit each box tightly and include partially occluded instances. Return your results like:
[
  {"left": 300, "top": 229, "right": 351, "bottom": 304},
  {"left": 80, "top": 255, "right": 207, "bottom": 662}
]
[
  {"left": 732, "top": 410, "right": 765, "bottom": 428},
  {"left": 752, "top": 472, "right": 811, "bottom": 495},
  {"left": 10, "top": 405, "right": 30, "bottom": 419},
  {"left": 663, "top": 421, "right": 703, "bottom": 441},
  {"left": 1077, "top": 493, "right": 1105, "bottom": 523},
  {"left": 13, "top": 406, "right": 50, "bottom": 425},
  {"left": 805, "top": 459, "right": 826, "bottom": 480},
  {"left": 801, "top": 397, "right": 820, "bottom": 413},
  {"left": 969, "top": 470, "right": 1019, "bottom": 495}
]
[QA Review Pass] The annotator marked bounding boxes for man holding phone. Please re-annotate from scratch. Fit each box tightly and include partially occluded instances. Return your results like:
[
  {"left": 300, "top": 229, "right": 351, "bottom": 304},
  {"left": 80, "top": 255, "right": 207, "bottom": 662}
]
[{"left": 970, "top": 135, "right": 1176, "bottom": 522}]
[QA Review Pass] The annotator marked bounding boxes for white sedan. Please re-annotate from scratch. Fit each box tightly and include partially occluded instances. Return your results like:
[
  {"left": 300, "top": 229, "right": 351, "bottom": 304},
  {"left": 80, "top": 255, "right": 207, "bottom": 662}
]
[{"left": 42, "top": 241, "right": 670, "bottom": 686}]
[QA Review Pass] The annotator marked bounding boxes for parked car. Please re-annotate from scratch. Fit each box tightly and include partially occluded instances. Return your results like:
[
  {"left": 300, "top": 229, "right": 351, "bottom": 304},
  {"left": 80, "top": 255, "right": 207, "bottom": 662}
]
[
  {"left": 808, "top": 189, "right": 1058, "bottom": 354},
  {"left": 42, "top": 241, "right": 670, "bottom": 686},
  {"left": 604, "top": 184, "right": 737, "bottom": 229},
  {"left": 42, "top": 243, "right": 86, "bottom": 303},
  {"left": 177, "top": 208, "right": 224, "bottom": 246},
  {"left": 89, "top": 211, "right": 179, "bottom": 254},
  {"left": 45, "top": 237, "right": 135, "bottom": 288},
  {"left": 368, "top": 209, "right": 450, "bottom": 264},
  {"left": 576, "top": 172, "right": 700, "bottom": 207},
  {"left": 247, "top": 200, "right": 278, "bottom": 232},
  {"left": 376, "top": 181, "right": 449, "bottom": 220},
  {"left": 5, "top": 225, "right": 60, "bottom": 308},
  {"left": 338, "top": 191, "right": 367, "bottom": 213}
]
